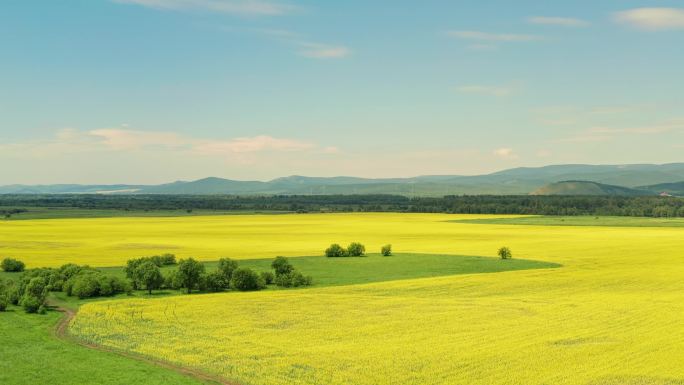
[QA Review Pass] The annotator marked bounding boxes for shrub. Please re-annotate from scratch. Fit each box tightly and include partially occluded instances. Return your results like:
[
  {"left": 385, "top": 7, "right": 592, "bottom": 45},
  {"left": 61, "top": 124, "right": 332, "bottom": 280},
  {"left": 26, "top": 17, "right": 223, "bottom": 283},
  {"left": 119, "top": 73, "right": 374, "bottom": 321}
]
[
  {"left": 231, "top": 267, "right": 264, "bottom": 291},
  {"left": 0, "top": 278, "right": 19, "bottom": 305},
  {"left": 274, "top": 270, "right": 313, "bottom": 288},
  {"left": 20, "top": 295, "right": 43, "bottom": 313},
  {"left": 164, "top": 271, "right": 183, "bottom": 290},
  {"left": 71, "top": 274, "right": 100, "bottom": 299},
  {"left": 217, "top": 258, "right": 238, "bottom": 282},
  {"left": 347, "top": 242, "right": 366, "bottom": 257},
  {"left": 67, "top": 271, "right": 130, "bottom": 299},
  {"left": 0, "top": 296, "right": 7, "bottom": 311},
  {"left": 158, "top": 253, "right": 177, "bottom": 265},
  {"left": 260, "top": 271, "right": 275, "bottom": 285},
  {"left": 1, "top": 257, "right": 25, "bottom": 272},
  {"left": 381, "top": 244, "right": 392, "bottom": 256},
  {"left": 19, "top": 277, "right": 48, "bottom": 313},
  {"left": 203, "top": 271, "right": 228, "bottom": 292},
  {"left": 271, "top": 256, "right": 294, "bottom": 276},
  {"left": 325, "top": 244, "right": 348, "bottom": 258},
  {"left": 134, "top": 261, "right": 164, "bottom": 294},
  {"left": 177, "top": 258, "right": 206, "bottom": 294},
  {"left": 498, "top": 247, "right": 512, "bottom": 260}
]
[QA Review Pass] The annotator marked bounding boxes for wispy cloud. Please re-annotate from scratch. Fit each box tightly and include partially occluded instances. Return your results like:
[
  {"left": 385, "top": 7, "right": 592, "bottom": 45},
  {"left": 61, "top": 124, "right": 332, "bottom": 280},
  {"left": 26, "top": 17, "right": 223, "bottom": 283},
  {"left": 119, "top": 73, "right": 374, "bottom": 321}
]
[
  {"left": 447, "top": 30, "right": 542, "bottom": 42},
  {"left": 0, "top": 128, "right": 319, "bottom": 157},
  {"left": 493, "top": 148, "right": 518, "bottom": 159},
  {"left": 614, "top": 8, "right": 684, "bottom": 30},
  {"left": 527, "top": 16, "right": 589, "bottom": 27},
  {"left": 113, "top": 0, "right": 295, "bottom": 16},
  {"left": 457, "top": 85, "right": 514, "bottom": 97},
  {"left": 297, "top": 43, "right": 351, "bottom": 59},
  {"left": 558, "top": 120, "right": 684, "bottom": 143},
  {"left": 252, "top": 28, "right": 351, "bottom": 59}
]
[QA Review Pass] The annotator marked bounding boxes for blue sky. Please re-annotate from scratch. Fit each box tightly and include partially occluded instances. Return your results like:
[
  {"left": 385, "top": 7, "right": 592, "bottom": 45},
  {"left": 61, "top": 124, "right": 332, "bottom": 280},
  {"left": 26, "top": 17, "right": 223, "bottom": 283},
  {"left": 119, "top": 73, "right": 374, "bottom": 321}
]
[{"left": 1, "top": 0, "right": 683, "bottom": 184}]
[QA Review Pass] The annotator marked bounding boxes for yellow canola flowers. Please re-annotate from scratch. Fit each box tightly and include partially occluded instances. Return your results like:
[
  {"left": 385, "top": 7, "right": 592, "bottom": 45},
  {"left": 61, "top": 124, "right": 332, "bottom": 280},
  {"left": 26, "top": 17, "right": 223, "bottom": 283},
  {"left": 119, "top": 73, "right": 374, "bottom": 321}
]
[
  {"left": 70, "top": 213, "right": 684, "bottom": 385},
  {"left": 1, "top": 212, "right": 563, "bottom": 267}
]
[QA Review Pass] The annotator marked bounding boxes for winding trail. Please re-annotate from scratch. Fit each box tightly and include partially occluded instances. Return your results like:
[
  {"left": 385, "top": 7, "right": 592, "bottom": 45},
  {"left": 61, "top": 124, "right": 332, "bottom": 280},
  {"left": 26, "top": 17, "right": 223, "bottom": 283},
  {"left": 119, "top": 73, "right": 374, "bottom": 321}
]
[{"left": 52, "top": 305, "right": 239, "bottom": 385}]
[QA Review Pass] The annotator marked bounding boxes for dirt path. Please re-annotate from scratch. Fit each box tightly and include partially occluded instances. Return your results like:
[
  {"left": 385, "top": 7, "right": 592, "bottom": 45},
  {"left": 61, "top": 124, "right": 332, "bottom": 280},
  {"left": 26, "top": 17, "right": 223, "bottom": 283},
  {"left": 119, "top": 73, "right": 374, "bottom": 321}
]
[{"left": 52, "top": 305, "right": 240, "bottom": 385}]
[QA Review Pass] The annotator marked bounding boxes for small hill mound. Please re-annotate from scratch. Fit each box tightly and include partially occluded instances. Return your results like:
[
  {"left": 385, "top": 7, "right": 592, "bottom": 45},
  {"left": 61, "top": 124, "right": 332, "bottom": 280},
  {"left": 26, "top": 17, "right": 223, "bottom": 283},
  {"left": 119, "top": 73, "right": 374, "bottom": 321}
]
[
  {"left": 637, "top": 181, "right": 684, "bottom": 197},
  {"left": 530, "top": 181, "right": 653, "bottom": 196}
]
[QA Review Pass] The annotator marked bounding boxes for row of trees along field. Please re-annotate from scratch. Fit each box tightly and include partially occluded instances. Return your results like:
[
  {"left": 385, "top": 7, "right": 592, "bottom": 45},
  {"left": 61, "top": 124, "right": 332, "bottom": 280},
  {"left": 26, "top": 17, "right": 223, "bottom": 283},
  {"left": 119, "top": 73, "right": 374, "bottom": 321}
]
[
  {"left": 1, "top": 194, "right": 684, "bottom": 217},
  {"left": 0, "top": 255, "right": 312, "bottom": 313}
]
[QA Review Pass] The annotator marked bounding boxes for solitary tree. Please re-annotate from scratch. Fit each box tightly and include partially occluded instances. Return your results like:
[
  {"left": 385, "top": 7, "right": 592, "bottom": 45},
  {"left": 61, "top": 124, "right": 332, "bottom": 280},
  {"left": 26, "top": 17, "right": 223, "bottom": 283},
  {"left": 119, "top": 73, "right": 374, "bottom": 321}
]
[
  {"left": 498, "top": 247, "right": 512, "bottom": 260},
  {"left": 135, "top": 261, "right": 164, "bottom": 294},
  {"left": 176, "top": 258, "right": 206, "bottom": 294},
  {"left": 381, "top": 244, "right": 392, "bottom": 256}
]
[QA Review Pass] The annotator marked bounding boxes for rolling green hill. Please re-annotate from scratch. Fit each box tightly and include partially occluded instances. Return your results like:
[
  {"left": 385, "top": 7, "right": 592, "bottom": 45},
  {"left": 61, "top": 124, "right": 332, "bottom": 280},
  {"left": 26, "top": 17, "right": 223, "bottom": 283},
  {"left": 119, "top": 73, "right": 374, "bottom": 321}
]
[
  {"left": 637, "top": 181, "right": 684, "bottom": 196},
  {"left": 2, "top": 163, "right": 684, "bottom": 196},
  {"left": 530, "top": 181, "right": 654, "bottom": 196}
]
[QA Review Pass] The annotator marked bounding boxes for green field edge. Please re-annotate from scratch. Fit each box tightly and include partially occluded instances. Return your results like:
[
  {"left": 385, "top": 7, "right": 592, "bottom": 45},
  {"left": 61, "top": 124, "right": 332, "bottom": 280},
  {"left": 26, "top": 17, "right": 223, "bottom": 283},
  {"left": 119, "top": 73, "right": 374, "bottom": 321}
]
[{"left": 448, "top": 215, "right": 684, "bottom": 227}]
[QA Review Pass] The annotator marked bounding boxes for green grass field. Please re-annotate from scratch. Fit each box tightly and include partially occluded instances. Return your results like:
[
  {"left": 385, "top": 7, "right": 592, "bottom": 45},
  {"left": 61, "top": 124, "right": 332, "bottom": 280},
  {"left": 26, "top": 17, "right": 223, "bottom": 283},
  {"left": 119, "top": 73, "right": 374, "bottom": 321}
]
[
  {"left": 0, "top": 306, "right": 208, "bottom": 385},
  {"left": 98, "top": 253, "right": 557, "bottom": 287}
]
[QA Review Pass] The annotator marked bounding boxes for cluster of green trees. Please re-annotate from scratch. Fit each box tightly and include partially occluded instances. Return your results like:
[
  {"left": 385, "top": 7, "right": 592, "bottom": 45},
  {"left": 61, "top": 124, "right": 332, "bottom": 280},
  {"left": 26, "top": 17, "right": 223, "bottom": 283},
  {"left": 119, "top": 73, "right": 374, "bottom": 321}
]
[
  {"left": 0, "top": 254, "right": 314, "bottom": 314},
  {"left": 1, "top": 208, "right": 27, "bottom": 219},
  {"left": 325, "top": 243, "right": 393, "bottom": 257},
  {"left": 2, "top": 194, "right": 684, "bottom": 217},
  {"left": 123, "top": 256, "right": 312, "bottom": 294},
  {"left": 325, "top": 242, "right": 366, "bottom": 257},
  {"left": 0, "top": 263, "right": 131, "bottom": 313}
]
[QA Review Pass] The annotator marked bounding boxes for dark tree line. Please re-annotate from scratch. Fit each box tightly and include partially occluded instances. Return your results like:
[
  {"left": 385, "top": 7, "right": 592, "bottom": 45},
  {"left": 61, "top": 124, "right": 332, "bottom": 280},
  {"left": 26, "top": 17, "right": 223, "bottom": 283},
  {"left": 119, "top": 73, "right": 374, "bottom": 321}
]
[{"left": 1, "top": 194, "right": 684, "bottom": 217}]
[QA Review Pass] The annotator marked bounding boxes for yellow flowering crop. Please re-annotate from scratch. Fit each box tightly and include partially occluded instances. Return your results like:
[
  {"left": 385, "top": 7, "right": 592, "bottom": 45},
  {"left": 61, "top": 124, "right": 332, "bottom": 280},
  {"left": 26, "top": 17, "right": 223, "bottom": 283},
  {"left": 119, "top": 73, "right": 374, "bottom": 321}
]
[{"left": 70, "top": 214, "right": 684, "bottom": 384}]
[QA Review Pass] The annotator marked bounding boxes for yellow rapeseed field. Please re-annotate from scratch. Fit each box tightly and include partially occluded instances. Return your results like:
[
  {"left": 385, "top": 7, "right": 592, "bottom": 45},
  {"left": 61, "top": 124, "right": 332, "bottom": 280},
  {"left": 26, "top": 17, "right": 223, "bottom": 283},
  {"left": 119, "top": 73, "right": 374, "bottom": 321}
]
[
  {"left": 69, "top": 213, "right": 684, "bottom": 385},
  {"left": 2, "top": 213, "right": 547, "bottom": 267}
]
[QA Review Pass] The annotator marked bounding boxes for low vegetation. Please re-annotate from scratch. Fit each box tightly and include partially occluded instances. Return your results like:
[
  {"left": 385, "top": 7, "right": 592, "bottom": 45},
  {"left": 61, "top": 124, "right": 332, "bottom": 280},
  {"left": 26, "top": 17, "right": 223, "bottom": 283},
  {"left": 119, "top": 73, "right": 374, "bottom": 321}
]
[
  {"left": 326, "top": 242, "right": 369, "bottom": 258},
  {"left": 1, "top": 257, "right": 25, "bottom": 272},
  {"left": 2, "top": 193, "right": 684, "bottom": 218},
  {"left": 498, "top": 247, "right": 512, "bottom": 260}
]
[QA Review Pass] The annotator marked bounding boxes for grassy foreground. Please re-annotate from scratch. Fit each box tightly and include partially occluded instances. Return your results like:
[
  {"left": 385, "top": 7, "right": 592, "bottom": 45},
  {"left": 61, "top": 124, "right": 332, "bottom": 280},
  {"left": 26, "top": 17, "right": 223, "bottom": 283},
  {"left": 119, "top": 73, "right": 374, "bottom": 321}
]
[{"left": 0, "top": 306, "right": 207, "bottom": 385}]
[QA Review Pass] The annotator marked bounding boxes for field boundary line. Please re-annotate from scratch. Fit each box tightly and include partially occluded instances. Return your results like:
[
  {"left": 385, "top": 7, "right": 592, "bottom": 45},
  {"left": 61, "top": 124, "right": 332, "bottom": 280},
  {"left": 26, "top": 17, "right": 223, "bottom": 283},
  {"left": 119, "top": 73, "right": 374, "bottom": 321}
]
[{"left": 51, "top": 304, "right": 241, "bottom": 385}]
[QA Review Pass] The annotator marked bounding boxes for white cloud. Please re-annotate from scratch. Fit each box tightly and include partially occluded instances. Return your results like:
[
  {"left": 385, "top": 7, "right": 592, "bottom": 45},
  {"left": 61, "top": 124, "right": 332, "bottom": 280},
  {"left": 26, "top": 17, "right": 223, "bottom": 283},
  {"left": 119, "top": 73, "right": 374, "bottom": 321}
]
[
  {"left": 467, "top": 43, "right": 498, "bottom": 51},
  {"left": 614, "top": 8, "right": 684, "bottom": 30},
  {"left": 447, "top": 30, "right": 542, "bottom": 42},
  {"left": 298, "top": 43, "right": 351, "bottom": 59},
  {"left": 536, "top": 149, "right": 552, "bottom": 158},
  {"left": 249, "top": 29, "right": 351, "bottom": 59},
  {"left": 0, "top": 128, "right": 319, "bottom": 157},
  {"left": 193, "top": 135, "right": 314, "bottom": 154},
  {"left": 493, "top": 148, "right": 518, "bottom": 159},
  {"left": 457, "top": 84, "right": 516, "bottom": 97},
  {"left": 558, "top": 120, "right": 684, "bottom": 143},
  {"left": 527, "top": 16, "right": 589, "bottom": 27},
  {"left": 113, "top": 0, "right": 293, "bottom": 16}
]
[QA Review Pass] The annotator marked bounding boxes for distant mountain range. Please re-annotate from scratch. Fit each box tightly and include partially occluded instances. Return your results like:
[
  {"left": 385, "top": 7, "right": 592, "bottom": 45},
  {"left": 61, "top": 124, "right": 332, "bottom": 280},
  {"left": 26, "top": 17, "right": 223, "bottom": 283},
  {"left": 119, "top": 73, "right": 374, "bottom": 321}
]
[{"left": 2, "top": 163, "right": 684, "bottom": 197}]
